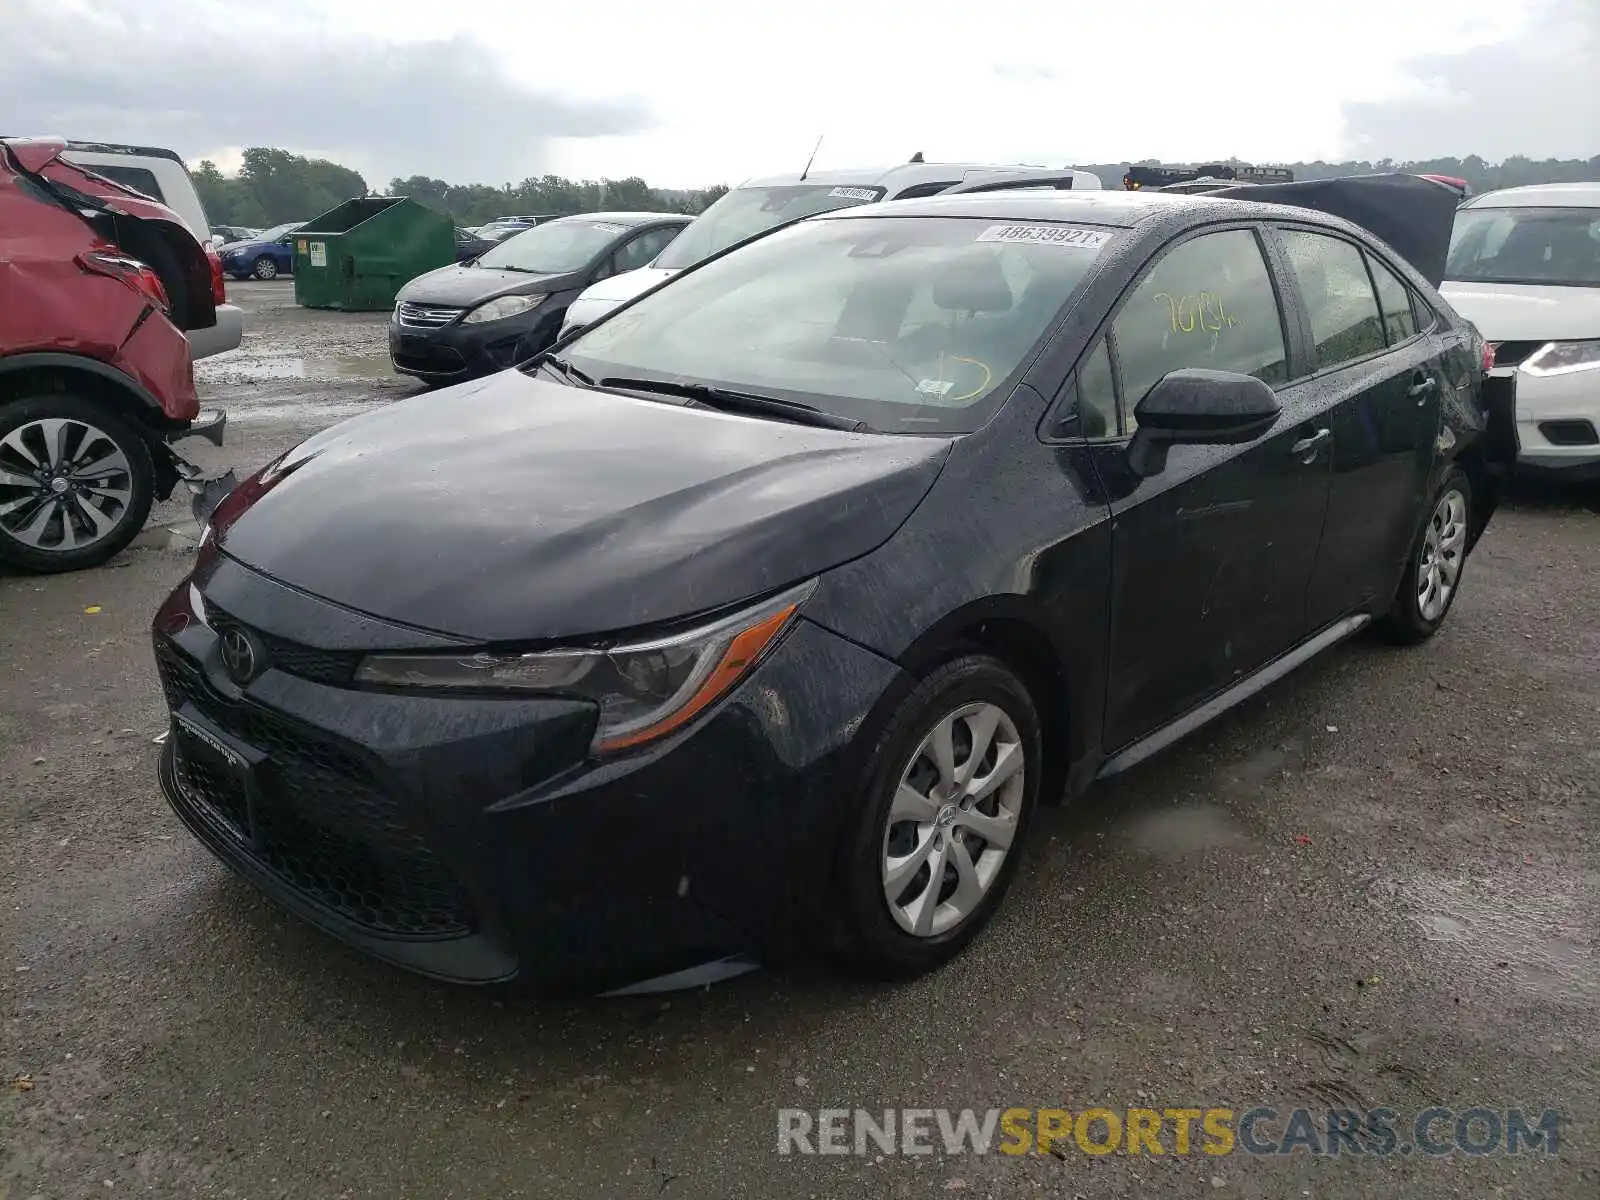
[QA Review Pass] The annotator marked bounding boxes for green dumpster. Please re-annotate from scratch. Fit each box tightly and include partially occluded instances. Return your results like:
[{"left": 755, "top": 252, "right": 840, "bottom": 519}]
[{"left": 291, "top": 197, "right": 455, "bottom": 311}]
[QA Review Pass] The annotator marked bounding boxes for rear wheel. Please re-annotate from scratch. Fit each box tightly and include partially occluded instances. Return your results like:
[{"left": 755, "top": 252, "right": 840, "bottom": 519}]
[
  {"left": 1378, "top": 467, "right": 1471, "bottom": 644},
  {"left": 832, "top": 656, "right": 1041, "bottom": 978},
  {"left": 251, "top": 255, "right": 278, "bottom": 281},
  {"left": 0, "top": 394, "right": 154, "bottom": 573}
]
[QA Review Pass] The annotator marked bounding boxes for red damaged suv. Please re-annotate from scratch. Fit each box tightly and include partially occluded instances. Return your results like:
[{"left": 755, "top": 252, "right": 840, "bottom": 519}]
[{"left": 0, "top": 136, "right": 226, "bottom": 573}]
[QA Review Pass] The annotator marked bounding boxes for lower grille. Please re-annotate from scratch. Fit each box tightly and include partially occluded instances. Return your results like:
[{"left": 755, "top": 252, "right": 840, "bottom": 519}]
[
  {"left": 392, "top": 342, "right": 467, "bottom": 374},
  {"left": 1539, "top": 419, "right": 1599, "bottom": 447},
  {"left": 157, "top": 643, "right": 473, "bottom": 939}
]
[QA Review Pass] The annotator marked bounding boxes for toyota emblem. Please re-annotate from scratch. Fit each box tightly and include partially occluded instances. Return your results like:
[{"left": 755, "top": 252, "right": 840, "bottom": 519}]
[{"left": 220, "top": 626, "right": 261, "bottom": 684}]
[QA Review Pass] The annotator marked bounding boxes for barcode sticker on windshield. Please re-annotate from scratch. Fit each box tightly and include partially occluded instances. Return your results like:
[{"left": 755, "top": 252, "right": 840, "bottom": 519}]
[
  {"left": 975, "top": 224, "right": 1111, "bottom": 249},
  {"left": 829, "top": 187, "right": 879, "bottom": 202},
  {"left": 590, "top": 222, "right": 628, "bottom": 234},
  {"left": 916, "top": 379, "right": 954, "bottom": 396}
]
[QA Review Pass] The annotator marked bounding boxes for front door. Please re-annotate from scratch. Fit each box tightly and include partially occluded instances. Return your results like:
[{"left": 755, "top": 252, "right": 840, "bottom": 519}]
[
  {"left": 1271, "top": 228, "right": 1445, "bottom": 625},
  {"left": 1091, "top": 226, "right": 1335, "bottom": 750}
]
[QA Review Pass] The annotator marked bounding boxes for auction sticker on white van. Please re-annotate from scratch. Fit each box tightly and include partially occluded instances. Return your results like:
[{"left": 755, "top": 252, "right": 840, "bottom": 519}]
[
  {"left": 309, "top": 242, "right": 327, "bottom": 267},
  {"left": 975, "top": 224, "right": 1111, "bottom": 249}
]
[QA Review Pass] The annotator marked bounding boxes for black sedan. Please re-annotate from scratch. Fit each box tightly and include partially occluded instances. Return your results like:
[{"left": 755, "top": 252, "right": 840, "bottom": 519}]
[
  {"left": 153, "top": 176, "right": 1514, "bottom": 993},
  {"left": 388, "top": 212, "right": 689, "bottom": 385}
]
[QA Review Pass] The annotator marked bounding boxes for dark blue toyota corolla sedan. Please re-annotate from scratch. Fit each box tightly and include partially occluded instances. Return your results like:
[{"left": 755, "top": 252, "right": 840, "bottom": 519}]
[{"left": 152, "top": 177, "right": 1516, "bottom": 994}]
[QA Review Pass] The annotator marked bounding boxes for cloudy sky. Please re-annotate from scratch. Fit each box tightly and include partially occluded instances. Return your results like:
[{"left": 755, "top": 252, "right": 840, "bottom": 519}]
[{"left": 2, "top": 0, "right": 1594, "bottom": 188}]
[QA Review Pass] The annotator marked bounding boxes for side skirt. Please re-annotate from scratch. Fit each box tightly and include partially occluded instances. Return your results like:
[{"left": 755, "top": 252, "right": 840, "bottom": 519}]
[{"left": 1095, "top": 613, "right": 1372, "bottom": 780}]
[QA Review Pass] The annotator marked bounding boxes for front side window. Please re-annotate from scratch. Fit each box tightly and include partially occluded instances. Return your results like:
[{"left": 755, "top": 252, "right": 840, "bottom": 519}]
[
  {"left": 475, "top": 219, "right": 630, "bottom": 274},
  {"left": 1111, "top": 229, "right": 1288, "bottom": 432},
  {"left": 652, "top": 184, "right": 888, "bottom": 271},
  {"left": 1447, "top": 206, "right": 1600, "bottom": 287},
  {"left": 613, "top": 226, "right": 681, "bottom": 274},
  {"left": 565, "top": 216, "right": 1115, "bottom": 434},
  {"left": 1280, "top": 229, "right": 1387, "bottom": 370}
]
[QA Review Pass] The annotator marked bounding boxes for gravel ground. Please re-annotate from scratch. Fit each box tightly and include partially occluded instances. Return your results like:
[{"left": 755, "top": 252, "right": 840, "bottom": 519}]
[{"left": 2, "top": 282, "right": 1597, "bottom": 1198}]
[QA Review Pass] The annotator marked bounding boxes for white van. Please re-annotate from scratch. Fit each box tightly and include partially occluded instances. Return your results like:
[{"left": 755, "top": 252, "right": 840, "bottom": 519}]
[
  {"left": 559, "top": 159, "right": 1103, "bottom": 337},
  {"left": 59, "top": 141, "right": 244, "bottom": 361}
]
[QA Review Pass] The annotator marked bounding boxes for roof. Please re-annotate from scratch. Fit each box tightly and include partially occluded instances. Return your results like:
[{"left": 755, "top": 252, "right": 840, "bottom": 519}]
[
  {"left": 737, "top": 161, "right": 1099, "bottom": 189},
  {"left": 1463, "top": 182, "right": 1600, "bottom": 209},
  {"left": 62, "top": 140, "right": 185, "bottom": 164},
  {"left": 546, "top": 211, "right": 692, "bottom": 226},
  {"left": 818, "top": 189, "right": 1199, "bottom": 227}
]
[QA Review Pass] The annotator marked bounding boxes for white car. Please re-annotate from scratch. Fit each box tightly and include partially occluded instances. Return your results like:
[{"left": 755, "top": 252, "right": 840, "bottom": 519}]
[
  {"left": 59, "top": 140, "right": 244, "bottom": 361},
  {"left": 1442, "top": 182, "right": 1600, "bottom": 481},
  {"left": 558, "top": 159, "right": 1104, "bottom": 338}
]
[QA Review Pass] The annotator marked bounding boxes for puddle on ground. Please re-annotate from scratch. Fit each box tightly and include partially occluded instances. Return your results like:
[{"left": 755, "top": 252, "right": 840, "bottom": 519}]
[
  {"left": 197, "top": 355, "right": 395, "bottom": 382},
  {"left": 1399, "top": 869, "right": 1598, "bottom": 1001},
  {"left": 1119, "top": 802, "right": 1251, "bottom": 860},
  {"left": 226, "top": 400, "right": 388, "bottom": 424}
]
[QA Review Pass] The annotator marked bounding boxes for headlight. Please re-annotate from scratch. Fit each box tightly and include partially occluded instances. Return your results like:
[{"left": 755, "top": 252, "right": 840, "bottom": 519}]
[
  {"left": 461, "top": 293, "right": 544, "bottom": 325},
  {"left": 354, "top": 580, "right": 815, "bottom": 755},
  {"left": 1522, "top": 340, "right": 1600, "bottom": 376}
]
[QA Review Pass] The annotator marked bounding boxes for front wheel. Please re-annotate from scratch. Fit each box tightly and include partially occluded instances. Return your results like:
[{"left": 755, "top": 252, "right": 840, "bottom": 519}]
[
  {"left": 832, "top": 656, "right": 1042, "bottom": 979},
  {"left": 251, "top": 255, "right": 278, "bottom": 281},
  {"left": 1378, "top": 468, "right": 1472, "bottom": 644},
  {"left": 0, "top": 394, "right": 155, "bottom": 573}
]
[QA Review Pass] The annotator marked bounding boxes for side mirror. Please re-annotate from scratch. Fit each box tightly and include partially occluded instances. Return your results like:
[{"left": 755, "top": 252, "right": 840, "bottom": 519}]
[{"left": 1126, "top": 368, "right": 1280, "bottom": 478}]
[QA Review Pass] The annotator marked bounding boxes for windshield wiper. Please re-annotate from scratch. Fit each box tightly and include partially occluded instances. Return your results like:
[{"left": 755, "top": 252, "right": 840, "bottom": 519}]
[
  {"left": 532, "top": 353, "right": 595, "bottom": 386},
  {"left": 597, "top": 376, "right": 870, "bottom": 432}
]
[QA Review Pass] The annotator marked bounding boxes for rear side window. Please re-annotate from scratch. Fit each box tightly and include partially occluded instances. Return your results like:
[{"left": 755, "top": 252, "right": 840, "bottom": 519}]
[
  {"left": 88, "top": 164, "right": 166, "bottom": 203},
  {"left": 1365, "top": 253, "right": 1418, "bottom": 345},
  {"left": 1111, "top": 228, "right": 1288, "bottom": 431},
  {"left": 1280, "top": 230, "right": 1386, "bottom": 370}
]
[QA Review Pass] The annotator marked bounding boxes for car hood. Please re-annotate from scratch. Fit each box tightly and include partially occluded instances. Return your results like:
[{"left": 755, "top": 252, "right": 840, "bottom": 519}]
[
  {"left": 396, "top": 263, "right": 578, "bottom": 307},
  {"left": 576, "top": 265, "right": 679, "bottom": 306},
  {"left": 219, "top": 240, "right": 271, "bottom": 254},
  {"left": 213, "top": 372, "right": 950, "bottom": 642},
  {"left": 1440, "top": 281, "right": 1600, "bottom": 342}
]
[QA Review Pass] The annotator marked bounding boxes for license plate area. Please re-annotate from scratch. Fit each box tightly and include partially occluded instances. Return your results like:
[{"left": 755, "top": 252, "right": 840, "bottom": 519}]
[{"left": 171, "top": 705, "right": 266, "bottom": 845}]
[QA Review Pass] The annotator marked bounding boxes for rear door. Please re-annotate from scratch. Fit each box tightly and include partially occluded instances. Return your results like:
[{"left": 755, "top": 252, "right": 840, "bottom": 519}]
[
  {"left": 1273, "top": 226, "right": 1444, "bottom": 627},
  {"left": 1087, "top": 225, "right": 1336, "bottom": 750}
]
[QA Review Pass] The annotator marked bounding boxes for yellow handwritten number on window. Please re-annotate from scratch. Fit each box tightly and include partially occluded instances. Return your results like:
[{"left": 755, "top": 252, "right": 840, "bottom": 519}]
[{"left": 1153, "top": 292, "right": 1240, "bottom": 334}]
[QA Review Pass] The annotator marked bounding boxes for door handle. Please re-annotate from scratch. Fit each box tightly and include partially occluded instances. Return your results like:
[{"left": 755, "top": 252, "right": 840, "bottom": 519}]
[
  {"left": 1291, "top": 428, "right": 1331, "bottom": 459},
  {"left": 1408, "top": 374, "right": 1439, "bottom": 404}
]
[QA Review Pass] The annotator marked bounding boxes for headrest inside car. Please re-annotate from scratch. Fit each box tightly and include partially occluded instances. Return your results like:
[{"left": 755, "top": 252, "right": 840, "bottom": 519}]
[{"left": 932, "top": 252, "right": 1015, "bottom": 314}]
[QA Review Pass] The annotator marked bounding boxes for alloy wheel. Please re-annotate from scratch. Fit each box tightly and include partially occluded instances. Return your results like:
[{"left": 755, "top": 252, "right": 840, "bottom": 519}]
[
  {"left": 1417, "top": 487, "right": 1467, "bottom": 622},
  {"left": 0, "top": 417, "right": 135, "bottom": 553},
  {"left": 882, "top": 701, "right": 1027, "bottom": 938},
  {"left": 253, "top": 256, "right": 278, "bottom": 280}
]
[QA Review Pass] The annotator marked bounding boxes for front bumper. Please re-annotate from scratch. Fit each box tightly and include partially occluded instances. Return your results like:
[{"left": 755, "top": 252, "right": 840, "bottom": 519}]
[
  {"left": 389, "top": 302, "right": 568, "bottom": 383},
  {"left": 151, "top": 556, "right": 905, "bottom": 991},
  {"left": 1501, "top": 365, "right": 1600, "bottom": 476},
  {"left": 186, "top": 302, "right": 243, "bottom": 361}
]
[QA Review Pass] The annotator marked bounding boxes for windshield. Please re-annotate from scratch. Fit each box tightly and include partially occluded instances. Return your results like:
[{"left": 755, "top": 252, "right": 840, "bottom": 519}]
[
  {"left": 565, "top": 215, "right": 1115, "bottom": 434},
  {"left": 257, "top": 222, "right": 300, "bottom": 242},
  {"left": 474, "top": 219, "right": 626, "bottom": 273},
  {"left": 652, "top": 183, "right": 888, "bottom": 271},
  {"left": 1446, "top": 206, "right": 1600, "bottom": 287}
]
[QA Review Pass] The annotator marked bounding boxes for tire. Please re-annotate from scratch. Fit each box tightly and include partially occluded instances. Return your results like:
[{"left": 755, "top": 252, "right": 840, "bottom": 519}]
[
  {"left": 831, "top": 655, "right": 1042, "bottom": 979},
  {"left": 251, "top": 255, "right": 278, "bottom": 281},
  {"left": 0, "top": 394, "right": 155, "bottom": 573},
  {"left": 1377, "top": 467, "right": 1472, "bottom": 645}
]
